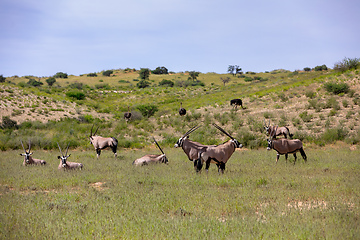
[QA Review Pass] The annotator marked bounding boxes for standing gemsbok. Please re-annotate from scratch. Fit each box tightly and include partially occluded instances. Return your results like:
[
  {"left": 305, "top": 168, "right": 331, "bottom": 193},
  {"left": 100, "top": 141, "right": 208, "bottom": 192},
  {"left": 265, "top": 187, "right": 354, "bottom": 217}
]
[
  {"left": 133, "top": 137, "right": 168, "bottom": 166},
  {"left": 199, "top": 123, "right": 243, "bottom": 174},
  {"left": 89, "top": 125, "right": 118, "bottom": 159},
  {"left": 57, "top": 143, "right": 83, "bottom": 170},
  {"left": 267, "top": 126, "right": 307, "bottom": 165},
  {"left": 174, "top": 125, "right": 213, "bottom": 171},
  {"left": 264, "top": 119, "right": 293, "bottom": 139},
  {"left": 20, "top": 140, "right": 47, "bottom": 166}
]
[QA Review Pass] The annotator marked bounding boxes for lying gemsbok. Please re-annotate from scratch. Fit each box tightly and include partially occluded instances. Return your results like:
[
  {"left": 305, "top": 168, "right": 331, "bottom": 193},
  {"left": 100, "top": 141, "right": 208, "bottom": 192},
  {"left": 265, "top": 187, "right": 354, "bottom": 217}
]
[
  {"left": 264, "top": 119, "right": 293, "bottom": 139},
  {"left": 89, "top": 125, "right": 118, "bottom": 159},
  {"left": 199, "top": 124, "right": 243, "bottom": 174},
  {"left": 20, "top": 140, "right": 47, "bottom": 166},
  {"left": 57, "top": 143, "right": 83, "bottom": 170},
  {"left": 133, "top": 137, "right": 168, "bottom": 166},
  {"left": 267, "top": 127, "right": 307, "bottom": 165},
  {"left": 174, "top": 125, "right": 213, "bottom": 171}
]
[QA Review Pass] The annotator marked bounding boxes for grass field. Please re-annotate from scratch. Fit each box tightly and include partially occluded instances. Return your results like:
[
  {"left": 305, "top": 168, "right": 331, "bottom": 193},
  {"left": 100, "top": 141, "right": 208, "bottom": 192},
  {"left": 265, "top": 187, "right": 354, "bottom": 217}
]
[{"left": 1, "top": 146, "right": 359, "bottom": 239}]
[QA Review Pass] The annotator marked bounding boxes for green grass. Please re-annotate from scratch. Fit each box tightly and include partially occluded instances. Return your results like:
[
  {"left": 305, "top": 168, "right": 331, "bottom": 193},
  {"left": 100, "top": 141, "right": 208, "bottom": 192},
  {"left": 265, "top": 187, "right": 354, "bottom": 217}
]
[{"left": 1, "top": 147, "right": 359, "bottom": 239}]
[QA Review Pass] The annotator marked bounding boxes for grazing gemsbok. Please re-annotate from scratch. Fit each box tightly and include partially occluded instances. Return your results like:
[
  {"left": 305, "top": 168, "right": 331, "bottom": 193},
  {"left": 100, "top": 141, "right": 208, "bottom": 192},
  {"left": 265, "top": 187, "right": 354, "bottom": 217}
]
[
  {"left": 267, "top": 127, "right": 307, "bottom": 165},
  {"left": 57, "top": 143, "right": 83, "bottom": 170},
  {"left": 264, "top": 119, "right": 293, "bottom": 139},
  {"left": 230, "top": 98, "right": 245, "bottom": 110},
  {"left": 19, "top": 140, "right": 46, "bottom": 166},
  {"left": 133, "top": 137, "right": 168, "bottom": 166},
  {"left": 89, "top": 125, "right": 118, "bottom": 159},
  {"left": 199, "top": 123, "right": 243, "bottom": 174},
  {"left": 179, "top": 102, "right": 187, "bottom": 116},
  {"left": 174, "top": 125, "right": 212, "bottom": 170},
  {"left": 124, "top": 106, "right": 132, "bottom": 122}
]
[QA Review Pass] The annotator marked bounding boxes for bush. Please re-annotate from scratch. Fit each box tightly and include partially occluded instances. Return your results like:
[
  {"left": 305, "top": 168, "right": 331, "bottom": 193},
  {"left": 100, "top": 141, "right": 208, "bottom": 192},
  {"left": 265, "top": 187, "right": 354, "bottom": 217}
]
[
  {"left": 152, "top": 66, "right": 168, "bottom": 75},
  {"left": 27, "top": 79, "right": 43, "bottom": 87},
  {"left": 0, "top": 74, "right": 6, "bottom": 82},
  {"left": 324, "top": 82, "right": 349, "bottom": 95},
  {"left": 66, "top": 91, "right": 86, "bottom": 100},
  {"left": 314, "top": 64, "right": 328, "bottom": 71},
  {"left": 87, "top": 73, "right": 98, "bottom": 77},
  {"left": 303, "top": 67, "right": 311, "bottom": 72},
  {"left": 102, "top": 70, "right": 113, "bottom": 76},
  {"left": 95, "top": 83, "right": 110, "bottom": 89},
  {"left": 299, "top": 111, "right": 312, "bottom": 122},
  {"left": 54, "top": 72, "right": 68, "bottom": 78},
  {"left": 136, "top": 104, "right": 158, "bottom": 118},
  {"left": 321, "top": 126, "right": 348, "bottom": 143},
  {"left": 136, "top": 79, "right": 150, "bottom": 88},
  {"left": 159, "top": 79, "right": 174, "bottom": 87},
  {"left": 45, "top": 77, "right": 56, "bottom": 86},
  {"left": 1, "top": 116, "right": 18, "bottom": 129},
  {"left": 334, "top": 57, "right": 359, "bottom": 72}
]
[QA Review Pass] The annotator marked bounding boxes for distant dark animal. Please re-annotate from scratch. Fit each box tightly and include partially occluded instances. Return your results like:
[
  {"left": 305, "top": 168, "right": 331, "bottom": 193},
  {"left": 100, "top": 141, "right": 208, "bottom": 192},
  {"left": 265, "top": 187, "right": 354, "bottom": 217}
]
[
  {"left": 198, "top": 124, "right": 243, "bottom": 174},
  {"left": 89, "top": 125, "right": 118, "bottom": 159},
  {"left": 133, "top": 138, "right": 168, "bottom": 166},
  {"left": 230, "top": 99, "right": 244, "bottom": 109},
  {"left": 264, "top": 119, "right": 293, "bottom": 139},
  {"left": 124, "top": 106, "right": 132, "bottom": 122},
  {"left": 267, "top": 126, "right": 307, "bottom": 165},
  {"left": 57, "top": 143, "right": 83, "bottom": 170},
  {"left": 179, "top": 102, "right": 187, "bottom": 116},
  {"left": 19, "top": 140, "right": 46, "bottom": 166}
]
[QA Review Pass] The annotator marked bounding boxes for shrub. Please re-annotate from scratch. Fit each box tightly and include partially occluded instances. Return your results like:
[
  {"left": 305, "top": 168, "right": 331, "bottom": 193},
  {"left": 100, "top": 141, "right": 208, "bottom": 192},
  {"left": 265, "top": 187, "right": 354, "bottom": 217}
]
[
  {"left": 69, "top": 82, "right": 84, "bottom": 90},
  {"left": 95, "top": 83, "right": 110, "bottom": 89},
  {"left": 324, "top": 82, "right": 349, "bottom": 94},
  {"left": 87, "top": 73, "right": 98, "bottom": 77},
  {"left": 54, "top": 72, "right": 68, "bottom": 78},
  {"left": 299, "top": 111, "right": 312, "bottom": 122},
  {"left": 1, "top": 116, "right": 18, "bottom": 129},
  {"left": 45, "top": 77, "right": 56, "bottom": 86},
  {"left": 136, "top": 79, "right": 150, "bottom": 88},
  {"left": 305, "top": 90, "right": 316, "bottom": 99},
  {"left": 66, "top": 91, "right": 86, "bottom": 100},
  {"left": 136, "top": 104, "right": 158, "bottom": 118},
  {"left": 303, "top": 67, "right": 311, "bottom": 72},
  {"left": 244, "top": 76, "right": 253, "bottom": 82},
  {"left": 321, "top": 126, "right": 348, "bottom": 143},
  {"left": 152, "top": 66, "right": 168, "bottom": 74},
  {"left": 102, "top": 70, "right": 113, "bottom": 76},
  {"left": 0, "top": 74, "right": 6, "bottom": 82},
  {"left": 334, "top": 57, "right": 360, "bottom": 72},
  {"left": 159, "top": 79, "right": 174, "bottom": 87},
  {"left": 314, "top": 64, "right": 328, "bottom": 71},
  {"left": 139, "top": 68, "right": 150, "bottom": 80},
  {"left": 27, "top": 79, "right": 43, "bottom": 87}
]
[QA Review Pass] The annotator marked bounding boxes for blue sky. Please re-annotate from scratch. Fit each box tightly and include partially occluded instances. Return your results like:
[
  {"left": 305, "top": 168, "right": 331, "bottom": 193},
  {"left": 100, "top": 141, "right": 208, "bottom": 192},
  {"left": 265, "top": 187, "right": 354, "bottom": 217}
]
[{"left": 1, "top": 0, "right": 359, "bottom": 77}]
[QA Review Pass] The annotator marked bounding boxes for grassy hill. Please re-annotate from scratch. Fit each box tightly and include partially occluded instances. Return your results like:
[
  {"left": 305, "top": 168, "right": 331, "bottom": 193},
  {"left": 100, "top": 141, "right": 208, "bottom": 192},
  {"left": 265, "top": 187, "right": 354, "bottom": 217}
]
[{"left": 1, "top": 67, "right": 360, "bottom": 151}]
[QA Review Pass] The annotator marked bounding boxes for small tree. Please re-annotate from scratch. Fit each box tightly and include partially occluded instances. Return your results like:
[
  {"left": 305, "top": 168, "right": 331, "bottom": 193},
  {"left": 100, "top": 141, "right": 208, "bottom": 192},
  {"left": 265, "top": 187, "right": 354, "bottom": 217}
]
[
  {"left": 136, "top": 79, "right": 150, "bottom": 88},
  {"left": 1, "top": 116, "right": 18, "bottom": 129},
  {"left": 235, "top": 66, "right": 242, "bottom": 76},
  {"left": 152, "top": 66, "right": 168, "bottom": 74},
  {"left": 334, "top": 57, "right": 360, "bottom": 72},
  {"left": 303, "top": 67, "right": 311, "bottom": 72},
  {"left": 159, "top": 79, "right": 174, "bottom": 87},
  {"left": 27, "top": 78, "right": 43, "bottom": 87},
  {"left": 46, "top": 77, "right": 56, "bottom": 86},
  {"left": 228, "top": 65, "right": 235, "bottom": 75},
  {"left": 102, "top": 70, "right": 113, "bottom": 76},
  {"left": 0, "top": 74, "right": 5, "bottom": 83},
  {"left": 220, "top": 77, "right": 231, "bottom": 86},
  {"left": 188, "top": 71, "right": 200, "bottom": 81},
  {"left": 314, "top": 64, "right": 328, "bottom": 71},
  {"left": 139, "top": 68, "right": 150, "bottom": 80},
  {"left": 54, "top": 72, "right": 68, "bottom": 78}
]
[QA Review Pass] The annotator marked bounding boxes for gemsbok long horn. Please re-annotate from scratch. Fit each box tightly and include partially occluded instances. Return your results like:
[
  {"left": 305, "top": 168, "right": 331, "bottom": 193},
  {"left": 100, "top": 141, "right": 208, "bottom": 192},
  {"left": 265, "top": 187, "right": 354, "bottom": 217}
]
[
  {"left": 20, "top": 140, "right": 46, "bottom": 166},
  {"left": 153, "top": 137, "right": 165, "bottom": 155},
  {"left": 57, "top": 142, "right": 83, "bottom": 170},
  {"left": 133, "top": 137, "right": 168, "bottom": 166},
  {"left": 212, "top": 123, "right": 234, "bottom": 139}
]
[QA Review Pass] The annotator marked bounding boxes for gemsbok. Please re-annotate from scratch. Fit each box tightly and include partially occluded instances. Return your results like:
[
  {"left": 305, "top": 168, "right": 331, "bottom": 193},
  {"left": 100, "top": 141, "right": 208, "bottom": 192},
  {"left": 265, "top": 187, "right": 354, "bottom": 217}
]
[
  {"left": 133, "top": 137, "right": 168, "bottom": 166},
  {"left": 57, "top": 143, "right": 83, "bottom": 170},
  {"left": 89, "top": 125, "right": 118, "bottom": 159},
  {"left": 267, "top": 127, "right": 307, "bottom": 165},
  {"left": 199, "top": 123, "right": 243, "bottom": 174},
  {"left": 264, "top": 119, "right": 293, "bottom": 139},
  {"left": 179, "top": 102, "right": 186, "bottom": 116},
  {"left": 19, "top": 140, "right": 47, "bottom": 166},
  {"left": 124, "top": 106, "right": 132, "bottom": 122},
  {"left": 174, "top": 125, "right": 213, "bottom": 170}
]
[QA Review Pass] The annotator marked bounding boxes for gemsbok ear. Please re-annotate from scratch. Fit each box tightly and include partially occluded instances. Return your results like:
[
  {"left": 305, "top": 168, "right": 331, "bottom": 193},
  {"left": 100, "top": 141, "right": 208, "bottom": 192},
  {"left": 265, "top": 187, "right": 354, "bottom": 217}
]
[{"left": 57, "top": 156, "right": 61, "bottom": 159}]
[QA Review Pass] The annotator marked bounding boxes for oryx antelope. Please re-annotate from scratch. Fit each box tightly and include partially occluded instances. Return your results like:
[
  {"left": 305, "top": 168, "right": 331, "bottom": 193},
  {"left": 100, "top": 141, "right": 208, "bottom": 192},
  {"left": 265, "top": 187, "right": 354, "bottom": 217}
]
[
  {"left": 57, "top": 143, "right": 83, "bottom": 170},
  {"left": 230, "top": 98, "right": 245, "bottom": 110},
  {"left": 264, "top": 119, "right": 293, "bottom": 139},
  {"left": 133, "top": 137, "right": 168, "bottom": 166},
  {"left": 267, "top": 127, "right": 307, "bottom": 165},
  {"left": 199, "top": 123, "right": 243, "bottom": 174},
  {"left": 19, "top": 140, "right": 47, "bottom": 166},
  {"left": 124, "top": 106, "right": 132, "bottom": 122},
  {"left": 174, "top": 125, "right": 213, "bottom": 170},
  {"left": 179, "top": 102, "right": 186, "bottom": 116},
  {"left": 89, "top": 125, "right": 118, "bottom": 159}
]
